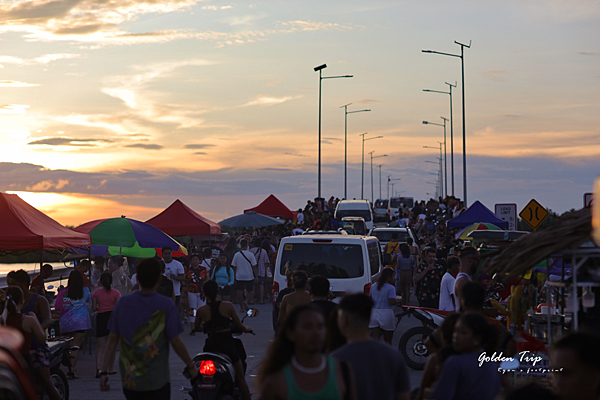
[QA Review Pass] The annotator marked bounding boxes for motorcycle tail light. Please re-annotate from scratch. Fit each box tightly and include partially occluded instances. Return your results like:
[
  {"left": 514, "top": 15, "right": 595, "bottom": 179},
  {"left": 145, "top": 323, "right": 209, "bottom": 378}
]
[
  {"left": 364, "top": 283, "right": 371, "bottom": 295},
  {"left": 199, "top": 360, "right": 216, "bottom": 376},
  {"left": 273, "top": 281, "right": 279, "bottom": 307}
]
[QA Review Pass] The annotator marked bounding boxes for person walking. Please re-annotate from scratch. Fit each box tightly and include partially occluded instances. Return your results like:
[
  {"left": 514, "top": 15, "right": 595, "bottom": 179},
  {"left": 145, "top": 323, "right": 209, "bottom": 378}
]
[
  {"left": 333, "top": 293, "right": 410, "bottom": 400},
  {"left": 55, "top": 270, "right": 92, "bottom": 379},
  {"left": 369, "top": 268, "right": 401, "bottom": 345},
  {"left": 231, "top": 239, "right": 257, "bottom": 313},
  {"left": 454, "top": 247, "right": 479, "bottom": 309},
  {"left": 250, "top": 237, "right": 270, "bottom": 304},
  {"left": 92, "top": 272, "right": 121, "bottom": 378},
  {"left": 108, "top": 256, "right": 132, "bottom": 297},
  {"left": 310, "top": 276, "right": 336, "bottom": 323},
  {"left": 192, "top": 280, "right": 253, "bottom": 400},
  {"left": 99, "top": 257, "right": 198, "bottom": 399},
  {"left": 396, "top": 244, "right": 414, "bottom": 306},
  {"left": 439, "top": 257, "right": 460, "bottom": 312},
  {"left": 278, "top": 271, "right": 311, "bottom": 325},
  {"left": 415, "top": 247, "right": 445, "bottom": 309},
  {"left": 211, "top": 254, "right": 235, "bottom": 301},
  {"left": 429, "top": 313, "right": 501, "bottom": 400},
  {"left": 162, "top": 247, "right": 185, "bottom": 307},
  {"left": 185, "top": 253, "right": 209, "bottom": 332},
  {"left": 257, "top": 303, "right": 356, "bottom": 400}
]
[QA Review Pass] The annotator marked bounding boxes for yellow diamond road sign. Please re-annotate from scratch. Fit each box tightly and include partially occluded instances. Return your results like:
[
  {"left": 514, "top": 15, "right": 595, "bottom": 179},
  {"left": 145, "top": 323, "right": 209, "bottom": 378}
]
[{"left": 519, "top": 199, "right": 549, "bottom": 230}]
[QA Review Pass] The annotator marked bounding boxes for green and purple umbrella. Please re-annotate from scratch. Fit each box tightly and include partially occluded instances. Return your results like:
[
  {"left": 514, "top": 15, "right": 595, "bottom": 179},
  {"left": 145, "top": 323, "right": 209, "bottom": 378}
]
[{"left": 73, "top": 216, "right": 187, "bottom": 258}]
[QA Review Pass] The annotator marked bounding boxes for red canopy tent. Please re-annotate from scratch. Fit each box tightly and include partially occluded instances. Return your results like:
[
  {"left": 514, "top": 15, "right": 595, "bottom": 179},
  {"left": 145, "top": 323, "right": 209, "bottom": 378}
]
[
  {"left": 0, "top": 192, "right": 90, "bottom": 252},
  {"left": 244, "top": 194, "right": 296, "bottom": 220},
  {"left": 146, "top": 199, "right": 221, "bottom": 236}
]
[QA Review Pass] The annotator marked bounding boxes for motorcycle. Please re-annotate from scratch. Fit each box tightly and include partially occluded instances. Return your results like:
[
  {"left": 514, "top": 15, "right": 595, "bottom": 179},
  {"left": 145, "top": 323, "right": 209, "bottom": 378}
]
[
  {"left": 395, "top": 282, "right": 505, "bottom": 370},
  {"left": 181, "top": 308, "right": 259, "bottom": 400},
  {"left": 40, "top": 336, "right": 77, "bottom": 400}
]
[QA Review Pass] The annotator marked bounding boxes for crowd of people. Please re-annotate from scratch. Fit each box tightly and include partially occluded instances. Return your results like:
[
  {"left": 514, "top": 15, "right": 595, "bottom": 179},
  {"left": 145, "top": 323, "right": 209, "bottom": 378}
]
[{"left": 0, "top": 194, "right": 599, "bottom": 400}]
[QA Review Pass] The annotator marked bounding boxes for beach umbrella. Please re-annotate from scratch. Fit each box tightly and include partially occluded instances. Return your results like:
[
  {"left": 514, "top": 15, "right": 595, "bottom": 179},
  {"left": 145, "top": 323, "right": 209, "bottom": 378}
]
[
  {"left": 455, "top": 222, "right": 502, "bottom": 240},
  {"left": 218, "top": 211, "right": 284, "bottom": 228},
  {"left": 73, "top": 216, "right": 187, "bottom": 258}
]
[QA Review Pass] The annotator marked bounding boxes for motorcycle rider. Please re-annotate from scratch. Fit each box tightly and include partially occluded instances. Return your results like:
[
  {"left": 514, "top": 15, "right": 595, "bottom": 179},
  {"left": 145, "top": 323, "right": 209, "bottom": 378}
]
[{"left": 193, "top": 279, "right": 253, "bottom": 400}]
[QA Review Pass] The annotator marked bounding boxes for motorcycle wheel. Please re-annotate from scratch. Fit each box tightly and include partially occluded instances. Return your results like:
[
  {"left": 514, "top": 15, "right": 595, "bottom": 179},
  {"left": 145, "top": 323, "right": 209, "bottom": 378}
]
[
  {"left": 398, "top": 326, "right": 432, "bottom": 370},
  {"left": 48, "top": 368, "right": 69, "bottom": 400}
]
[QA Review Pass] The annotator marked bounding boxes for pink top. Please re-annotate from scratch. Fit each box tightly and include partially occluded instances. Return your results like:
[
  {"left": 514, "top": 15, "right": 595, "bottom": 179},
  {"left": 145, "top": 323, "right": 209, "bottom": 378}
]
[{"left": 92, "top": 288, "right": 121, "bottom": 313}]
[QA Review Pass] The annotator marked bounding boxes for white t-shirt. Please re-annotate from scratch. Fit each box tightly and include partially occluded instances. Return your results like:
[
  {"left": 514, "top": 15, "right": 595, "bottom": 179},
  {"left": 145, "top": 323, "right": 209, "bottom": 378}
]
[
  {"left": 201, "top": 259, "right": 212, "bottom": 272},
  {"left": 231, "top": 250, "right": 256, "bottom": 281},
  {"left": 164, "top": 259, "right": 185, "bottom": 296},
  {"left": 439, "top": 272, "right": 456, "bottom": 311},
  {"left": 297, "top": 212, "right": 304, "bottom": 223}
]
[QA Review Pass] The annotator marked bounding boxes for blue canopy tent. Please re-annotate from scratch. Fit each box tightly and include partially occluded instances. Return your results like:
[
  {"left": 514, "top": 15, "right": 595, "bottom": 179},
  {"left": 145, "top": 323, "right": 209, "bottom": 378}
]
[{"left": 447, "top": 200, "right": 509, "bottom": 229}]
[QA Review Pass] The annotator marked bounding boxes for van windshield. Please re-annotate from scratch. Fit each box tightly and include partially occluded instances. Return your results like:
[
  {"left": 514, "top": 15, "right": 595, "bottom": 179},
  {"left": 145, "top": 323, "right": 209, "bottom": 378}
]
[
  {"left": 335, "top": 209, "right": 372, "bottom": 222},
  {"left": 390, "top": 198, "right": 403, "bottom": 208},
  {"left": 279, "top": 243, "right": 364, "bottom": 279},
  {"left": 372, "top": 230, "right": 411, "bottom": 243},
  {"left": 375, "top": 200, "right": 388, "bottom": 208}
]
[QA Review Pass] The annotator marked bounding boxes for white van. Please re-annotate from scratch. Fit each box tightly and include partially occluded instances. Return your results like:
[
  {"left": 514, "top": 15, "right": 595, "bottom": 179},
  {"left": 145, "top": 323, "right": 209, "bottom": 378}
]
[
  {"left": 334, "top": 200, "right": 374, "bottom": 230},
  {"left": 272, "top": 234, "right": 383, "bottom": 329}
]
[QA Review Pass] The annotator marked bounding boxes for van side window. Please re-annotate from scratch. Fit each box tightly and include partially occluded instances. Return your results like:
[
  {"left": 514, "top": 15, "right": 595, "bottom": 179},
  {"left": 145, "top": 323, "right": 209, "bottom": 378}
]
[{"left": 367, "top": 241, "right": 380, "bottom": 276}]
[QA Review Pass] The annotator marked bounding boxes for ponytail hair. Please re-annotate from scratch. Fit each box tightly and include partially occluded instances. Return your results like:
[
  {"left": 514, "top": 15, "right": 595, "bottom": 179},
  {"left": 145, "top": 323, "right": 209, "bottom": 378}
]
[
  {"left": 1, "top": 286, "right": 24, "bottom": 325},
  {"left": 100, "top": 272, "right": 113, "bottom": 291}
]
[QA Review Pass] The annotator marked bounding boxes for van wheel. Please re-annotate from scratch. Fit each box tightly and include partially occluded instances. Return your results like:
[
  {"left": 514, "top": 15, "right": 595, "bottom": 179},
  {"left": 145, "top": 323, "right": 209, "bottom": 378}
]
[{"left": 398, "top": 326, "right": 432, "bottom": 370}]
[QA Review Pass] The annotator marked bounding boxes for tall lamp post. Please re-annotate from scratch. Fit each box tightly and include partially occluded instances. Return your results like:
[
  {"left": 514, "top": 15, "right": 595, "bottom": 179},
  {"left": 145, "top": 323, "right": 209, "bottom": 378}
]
[
  {"left": 340, "top": 104, "right": 371, "bottom": 199},
  {"left": 359, "top": 132, "right": 383, "bottom": 199},
  {"left": 369, "top": 152, "right": 387, "bottom": 203},
  {"left": 314, "top": 63, "right": 353, "bottom": 200},
  {"left": 423, "top": 81, "right": 456, "bottom": 196},
  {"left": 423, "top": 118, "right": 448, "bottom": 198},
  {"left": 424, "top": 143, "right": 443, "bottom": 198},
  {"left": 423, "top": 41, "right": 471, "bottom": 205},
  {"left": 387, "top": 176, "right": 401, "bottom": 199},
  {"left": 377, "top": 164, "right": 383, "bottom": 200}
]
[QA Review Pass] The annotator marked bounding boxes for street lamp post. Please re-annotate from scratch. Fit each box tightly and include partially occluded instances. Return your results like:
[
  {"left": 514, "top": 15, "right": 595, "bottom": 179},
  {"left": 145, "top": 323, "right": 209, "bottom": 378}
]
[
  {"left": 387, "top": 176, "right": 401, "bottom": 199},
  {"left": 423, "top": 82, "right": 456, "bottom": 196},
  {"left": 314, "top": 63, "right": 353, "bottom": 200},
  {"left": 423, "top": 41, "right": 471, "bottom": 205},
  {"left": 377, "top": 164, "right": 383, "bottom": 200},
  {"left": 424, "top": 143, "right": 443, "bottom": 198},
  {"left": 340, "top": 104, "right": 370, "bottom": 199},
  {"left": 359, "top": 133, "right": 383, "bottom": 199},
  {"left": 423, "top": 118, "right": 448, "bottom": 198},
  {"left": 369, "top": 152, "right": 387, "bottom": 203}
]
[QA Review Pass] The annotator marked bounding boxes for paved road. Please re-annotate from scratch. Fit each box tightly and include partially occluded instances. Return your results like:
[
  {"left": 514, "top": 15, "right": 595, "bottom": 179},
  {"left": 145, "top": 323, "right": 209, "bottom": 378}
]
[{"left": 69, "top": 297, "right": 424, "bottom": 399}]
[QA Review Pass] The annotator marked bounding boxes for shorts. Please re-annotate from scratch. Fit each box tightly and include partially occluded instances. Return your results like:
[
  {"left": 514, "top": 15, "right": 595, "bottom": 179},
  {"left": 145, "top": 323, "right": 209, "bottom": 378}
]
[
  {"left": 30, "top": 346, "right": 50, "bottom": 368},
  {"left": 257, "top": 276, "right": 265, "bottom": 285},
  {"left": 219, "top": 285, "right": 231, "bottom": 296},
  {"left": 96, "top": 311, "right": 112, "bottom": 338},
  {"left": 368, "top": 308, "right": 395, "bottom": 331},
  {"left": 235, "top": 280, "right": 254, "bottom": 292}
]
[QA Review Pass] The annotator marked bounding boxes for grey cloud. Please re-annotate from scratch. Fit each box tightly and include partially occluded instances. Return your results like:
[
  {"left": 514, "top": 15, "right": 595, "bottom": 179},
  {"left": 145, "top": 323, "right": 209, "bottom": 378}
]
[
  {"left": 0, "top": 0, "right": 81, "bottom": 24},
  {"left": 576, "top": 52, "right": 600, "bottom": 56},
  {"left": 194, "top": 152, "right": 206, "bottom": 155},
  {"left": 323, "top": 137, "right": 341, "bottom": 141},
  {"left": 124, "top": 143, "right": 163, "bottom": 150},
  {"left": 28, "top": 137, "right": 113, "bottom": 146},
  {"left": 260, "top": 167, "right": 292, "bottom": 172},
  {"left": 184, "top": 144, "right": 215, "bottom": 149},
  {"left": 54, "top": 23, "right": 110, "bottom": 35}
]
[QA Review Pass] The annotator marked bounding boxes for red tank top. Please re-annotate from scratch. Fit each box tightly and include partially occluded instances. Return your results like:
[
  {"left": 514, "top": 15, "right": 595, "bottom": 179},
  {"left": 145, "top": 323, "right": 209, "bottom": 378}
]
[{"left": 6, "top": 313, "right": 33, "bottom": 355}]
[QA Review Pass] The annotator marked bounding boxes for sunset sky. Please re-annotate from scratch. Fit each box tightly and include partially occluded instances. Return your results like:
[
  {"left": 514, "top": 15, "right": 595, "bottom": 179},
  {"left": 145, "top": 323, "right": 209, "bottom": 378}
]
[{"left": 1, "top": 0, "right": 599, "bottom": 227}]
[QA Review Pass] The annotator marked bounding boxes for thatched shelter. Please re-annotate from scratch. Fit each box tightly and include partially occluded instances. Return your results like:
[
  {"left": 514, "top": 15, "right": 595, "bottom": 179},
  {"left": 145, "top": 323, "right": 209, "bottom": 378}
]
[{"left": 484, "top": 207, "right": 593, "bottom": 283}]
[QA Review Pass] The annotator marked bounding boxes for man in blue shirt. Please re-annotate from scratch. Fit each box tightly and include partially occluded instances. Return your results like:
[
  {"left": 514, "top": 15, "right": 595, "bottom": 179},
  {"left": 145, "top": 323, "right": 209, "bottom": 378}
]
[{"left": 99, "top": 258, "right": 198, "bottom": 399}]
